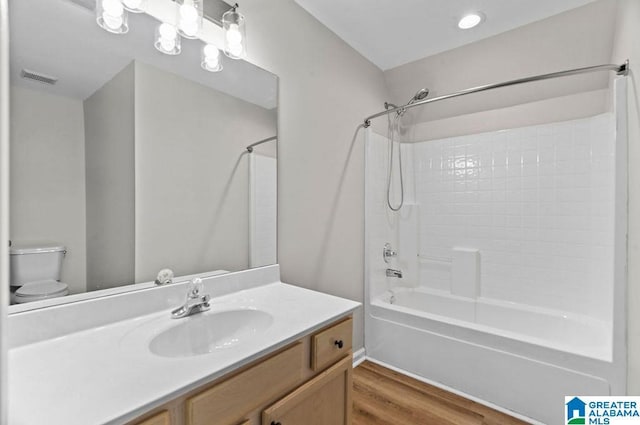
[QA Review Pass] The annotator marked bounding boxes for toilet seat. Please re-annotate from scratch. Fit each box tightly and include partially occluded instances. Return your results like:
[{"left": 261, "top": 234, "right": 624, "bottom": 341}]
[{"left": 13, "top": 280, "right": 69, "bottom": 303}]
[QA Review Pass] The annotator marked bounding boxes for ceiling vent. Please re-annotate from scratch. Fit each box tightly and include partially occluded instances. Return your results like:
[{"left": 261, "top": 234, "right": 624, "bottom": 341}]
[{"left": 20, "top": 69, "right": 58, "bottom": 86}]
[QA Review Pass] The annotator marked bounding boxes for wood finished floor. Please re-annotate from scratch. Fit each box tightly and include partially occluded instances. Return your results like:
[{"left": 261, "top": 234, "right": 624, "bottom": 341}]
[{"left": 352, "top": 361, "right": 530, "bottom": 425}]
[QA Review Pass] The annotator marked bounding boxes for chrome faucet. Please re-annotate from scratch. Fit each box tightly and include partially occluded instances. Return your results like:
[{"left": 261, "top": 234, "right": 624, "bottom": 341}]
[
  {"left": 386, "top": 268, "right": 403, "bottom": 278},
  {"left": 171, "top": 278, "right": 211, "bottom": 319}
]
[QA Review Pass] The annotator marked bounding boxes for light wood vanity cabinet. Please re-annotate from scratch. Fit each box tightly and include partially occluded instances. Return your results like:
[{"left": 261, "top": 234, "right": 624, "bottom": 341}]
[
  {"left": 129, "top": 316, "right": 353, "bottom": 425},
  {"left": 262, "top": 355, "right": 352, "bottom": 425},
  {"left": 186, "top": 342, "right": 304, "bottom": 425}
]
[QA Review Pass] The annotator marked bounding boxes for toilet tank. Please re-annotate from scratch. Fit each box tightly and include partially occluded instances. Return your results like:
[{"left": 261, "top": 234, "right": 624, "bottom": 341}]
[{"left": 9, "top": 245, "right": 66, "bottom": 287}]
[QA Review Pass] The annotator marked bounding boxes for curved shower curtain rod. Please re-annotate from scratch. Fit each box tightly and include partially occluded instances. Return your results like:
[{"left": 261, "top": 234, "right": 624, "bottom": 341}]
[
  {"left": 246, "top": 135, "right": 277, "bottom": 153},
  {"left": 363, "top": 60, "right": 629, "bottom": 128}
]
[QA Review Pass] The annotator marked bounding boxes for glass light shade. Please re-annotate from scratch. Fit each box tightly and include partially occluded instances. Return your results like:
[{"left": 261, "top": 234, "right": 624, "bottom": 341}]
[
  {"left": 96, "top": 0, "right": 129, "bottom": 34},
  {"left": 201, "top": 44, "right": 223, "bottom": 72},
  {"left": 122, "top": 0, "right": 147, "bottom": 13},
  {"left": 154, "top": 23, "right": 181, "bottom": 55},
  {"left": 222, "top": 8, "right": 246, "bottom": 59},
  {"left": 176, "top": 0, "right": 203, "bottom": 39}
]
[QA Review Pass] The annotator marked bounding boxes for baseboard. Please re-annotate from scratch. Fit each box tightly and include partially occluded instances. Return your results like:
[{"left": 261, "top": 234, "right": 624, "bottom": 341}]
[
  {"left": 364, "top": 357, "right": 544, "bottom": 425},
  {"left": 352, "top": 348, "right": 366, "bottom": 368}
]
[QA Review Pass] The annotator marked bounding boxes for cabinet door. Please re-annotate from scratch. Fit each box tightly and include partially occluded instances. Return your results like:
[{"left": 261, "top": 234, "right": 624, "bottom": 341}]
[
  {"left": 186, "top": 342, "right": 303, "bottom": 425},
  {"left": 134, "top": 411, "right": 171, "bottom": 425},
  {"left": 262, "top": 354, "right": 352, "bottom": 425}
]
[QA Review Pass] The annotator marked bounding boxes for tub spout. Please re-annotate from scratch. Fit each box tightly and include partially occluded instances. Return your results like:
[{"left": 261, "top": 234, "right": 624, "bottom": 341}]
[{"left": 386, "top": 268, "right": 403, "bottom": 278}]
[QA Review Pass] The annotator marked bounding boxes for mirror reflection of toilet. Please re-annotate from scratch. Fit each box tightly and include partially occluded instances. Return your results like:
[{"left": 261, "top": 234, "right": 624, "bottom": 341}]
[{"left": 9, "top": 245, "right": 69, "bottom": 304}]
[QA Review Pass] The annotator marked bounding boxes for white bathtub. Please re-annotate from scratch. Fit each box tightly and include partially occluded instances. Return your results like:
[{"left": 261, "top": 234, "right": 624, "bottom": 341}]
[{"left": 365, "top": 287, "right": 624, "bottom": 424}]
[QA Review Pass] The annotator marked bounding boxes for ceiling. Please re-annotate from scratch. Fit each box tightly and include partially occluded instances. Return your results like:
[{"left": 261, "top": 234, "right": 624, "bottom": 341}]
[
  {"left": 10, "top": 0, "right": 277, "bottom": 109},
  {"left": 293, "top": 0, "right": 599, "bottom": 70}
]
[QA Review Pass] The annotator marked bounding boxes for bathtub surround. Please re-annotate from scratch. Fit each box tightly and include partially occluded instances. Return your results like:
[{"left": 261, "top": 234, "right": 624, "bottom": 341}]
[
  {"left": 414, "top": 114, "right": 616, "bottom": 317},
  {"left": 10, "top": 86, "right": 87, "bottom": 294},
  {"left": 249, "top": 154, "right": 278, "bottom": 268},
  {"left": 364, "top": 96, "right": 626, "bottom": 422}
]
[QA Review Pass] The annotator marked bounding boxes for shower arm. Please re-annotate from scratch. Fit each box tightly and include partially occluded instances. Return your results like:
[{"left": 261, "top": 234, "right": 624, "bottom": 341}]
[{"left": 363, "top": 60, "right": 629, "bottom": 128}]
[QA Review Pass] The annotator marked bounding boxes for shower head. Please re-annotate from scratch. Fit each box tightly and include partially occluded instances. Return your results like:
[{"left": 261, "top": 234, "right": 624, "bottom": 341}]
[
  {"left": 408, "top": 88, "right": 429, "bottom": 104},
  {"left": 393, "top": 88, "right": 430, "bottom": 117}
]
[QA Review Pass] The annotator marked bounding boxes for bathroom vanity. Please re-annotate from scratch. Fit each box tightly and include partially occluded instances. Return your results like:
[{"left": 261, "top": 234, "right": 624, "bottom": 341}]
[
  {"left": 131, "top": 316, "right": 353, "bottom": 425},
  {"left": 7, "top": 266, "right": 359, "bottom": 425}
]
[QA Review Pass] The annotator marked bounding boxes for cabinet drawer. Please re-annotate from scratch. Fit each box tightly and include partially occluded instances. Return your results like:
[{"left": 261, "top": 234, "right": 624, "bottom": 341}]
[
  {"left": 263, "top": 354, "right": 352, "bottom": 425},
  {"left": 311, "top": 317, "right": 352, "bottom": 371},
  {"left": 186, "top": 342, "right": 303, "bottom": 425},
  {"left": 134, "top": 411, "right": 171, "bottom": 425}
]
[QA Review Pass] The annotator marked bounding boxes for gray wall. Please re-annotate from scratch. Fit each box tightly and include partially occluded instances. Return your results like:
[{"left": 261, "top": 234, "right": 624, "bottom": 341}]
[
  {"left": 383, "top": 0, "right": 617, "bottom": 141},
  {"left": 612, "top": 0, "right": 640, "bottom": 395},
  {"left": 10, "top": 86, "right": 87, "bottom": 294},
  {"left": 239, "top": 0, "right": 389, "bottom": 351},
  {"left": 133, "top": 61, "right": 277, "bottom": 282},
  {"left": 84, "top": 63, "right": 135, "bottom": 291}
]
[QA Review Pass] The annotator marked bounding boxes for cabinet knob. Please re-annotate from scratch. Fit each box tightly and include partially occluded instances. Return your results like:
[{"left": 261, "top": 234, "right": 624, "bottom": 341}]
[
  {"left": 335, "top": 340, "right": 344, "bottom": 349},
  {"left": 271, "top": 422, "right": 282, "bottom": 425}
]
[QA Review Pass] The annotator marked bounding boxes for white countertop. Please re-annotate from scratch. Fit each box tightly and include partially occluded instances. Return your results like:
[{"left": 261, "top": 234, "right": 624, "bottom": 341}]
[{"left": 8, "top": 282, "right": 359, "bottom": 425}]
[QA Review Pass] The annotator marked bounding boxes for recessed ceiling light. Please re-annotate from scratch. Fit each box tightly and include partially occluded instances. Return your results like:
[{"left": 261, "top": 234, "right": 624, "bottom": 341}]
[{"left": 458, "top": 13, "right": 484, "bottom": 30}]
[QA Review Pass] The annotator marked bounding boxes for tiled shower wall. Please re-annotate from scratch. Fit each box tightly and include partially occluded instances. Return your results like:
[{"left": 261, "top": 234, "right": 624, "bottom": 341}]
[{"left": 366, "top": 113, "right": 616, "bottom": 320}]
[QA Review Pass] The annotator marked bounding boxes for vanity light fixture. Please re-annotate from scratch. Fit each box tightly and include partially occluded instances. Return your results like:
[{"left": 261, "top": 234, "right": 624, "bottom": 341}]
[
  {"left": 96, "top": 0, "right": 129, "bottom": 34},
  {"left": 458, "top": 13, "right": 484, "bottom": 30},
  {"left": 122, "top": 0, "right": 147, "bottom": 13},
  {"left": 176, "top": 0, "right": 204, "bottom": 39},
  {"left": 155, "top": 22, "right": 182, "bottom": 55},
  {"left": 94, "top": 0, "right": 247, "bottom": 71},
  {"left": 201, "top": 44, "right": 223, "bottom": 72},
  {"left": 222, "top": 3, "right": 246, "bottom": 59}
]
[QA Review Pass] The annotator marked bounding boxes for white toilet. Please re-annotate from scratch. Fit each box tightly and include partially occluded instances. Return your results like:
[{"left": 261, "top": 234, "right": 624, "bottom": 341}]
[{"left": 9, "top": 244, "right": 70, "bottom": 304}]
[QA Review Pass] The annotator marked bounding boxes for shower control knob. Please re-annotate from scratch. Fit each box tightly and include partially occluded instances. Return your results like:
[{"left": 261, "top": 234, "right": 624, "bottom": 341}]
[{"left": 383, "top": 243, "right": 397, "bottom": 263}]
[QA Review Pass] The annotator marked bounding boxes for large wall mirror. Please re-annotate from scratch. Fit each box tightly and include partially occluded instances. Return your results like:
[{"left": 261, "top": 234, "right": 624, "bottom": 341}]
[{"left": 8, "top": 0, "right": 277, "bottom": 310}]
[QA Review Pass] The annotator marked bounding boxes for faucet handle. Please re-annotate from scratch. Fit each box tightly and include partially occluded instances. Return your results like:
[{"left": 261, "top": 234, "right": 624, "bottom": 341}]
[
  {"left": 383, "top": 243, "right": 397, "bottom": 264},
  {"left": 154, "top": 268, "right": 174, "bottom": 286},
  {"left": 188, "top": 278, "right": 204, "bottom": 298}
]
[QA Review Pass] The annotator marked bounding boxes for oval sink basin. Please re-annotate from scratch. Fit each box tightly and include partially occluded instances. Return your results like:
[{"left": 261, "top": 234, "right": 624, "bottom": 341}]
[{"left": 149, "top": 309, "right": 274, "bottom": 358}]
